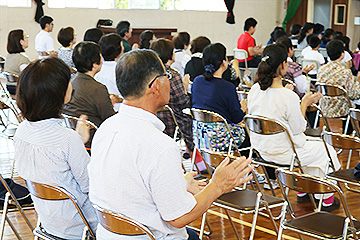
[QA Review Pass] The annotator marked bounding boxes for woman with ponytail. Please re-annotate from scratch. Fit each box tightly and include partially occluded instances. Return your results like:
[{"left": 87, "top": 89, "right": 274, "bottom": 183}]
[
  {"left": 297, "top": 22, "right": 314, "bottom": 49},
  {"left": 192, "top": 43, "right": 250, "bottom": 155},
  {"left": 248, "top": 44, "right": 341, "bottom": 212}
]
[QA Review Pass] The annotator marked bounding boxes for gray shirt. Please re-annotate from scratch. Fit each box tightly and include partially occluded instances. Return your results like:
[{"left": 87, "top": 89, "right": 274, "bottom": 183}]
[
  {"left": 14, "top": 118, "right": 97, "bottom": 239},
  {"left": 4, "top": 53, "right": 30, "bottom": 75}
]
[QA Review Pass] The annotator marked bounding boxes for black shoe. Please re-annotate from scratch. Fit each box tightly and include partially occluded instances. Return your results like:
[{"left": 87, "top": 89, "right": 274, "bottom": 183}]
[
  {"left": 182, "top": 152, "right": 191, "bottom": 159},
  {"left": 297, "top": 194, "right": 320, "bottom": 204},
  {"left": 321, "top": 197, "right": 340, "bottom": 212}
]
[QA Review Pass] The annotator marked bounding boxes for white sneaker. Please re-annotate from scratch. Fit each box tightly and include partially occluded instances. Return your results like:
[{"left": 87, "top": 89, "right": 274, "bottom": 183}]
[{"left": 263, "top": 179, "right": 280, "bottom": 190}]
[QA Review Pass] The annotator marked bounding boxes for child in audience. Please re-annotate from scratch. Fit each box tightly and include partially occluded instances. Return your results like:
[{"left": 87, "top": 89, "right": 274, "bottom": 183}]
[
  {"left": 14, "top": 57, "right": 97, "bottom": 239},
  {"left": 297, "top": 22, "right": 314, "bottom": 49},
  {"left": 95, "top": 33, "right": 123, "bottom": 111},
  {"left": 57, "top": 27, "right": 76, "bottom": 70},
  {"left": 302, "top": 36, "right": 325, "bottom": 78},
  {"left": 248, "top": 44, "right": 341, "bottom": 212},
  {"left": 171, "top": 32, "right": 191, "bottom": 77}
]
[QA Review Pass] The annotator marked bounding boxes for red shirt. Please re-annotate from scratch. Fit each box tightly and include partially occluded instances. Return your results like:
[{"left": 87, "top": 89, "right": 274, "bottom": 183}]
[{"left": 237, "top": 32, "right": 255, "bottom": 62}]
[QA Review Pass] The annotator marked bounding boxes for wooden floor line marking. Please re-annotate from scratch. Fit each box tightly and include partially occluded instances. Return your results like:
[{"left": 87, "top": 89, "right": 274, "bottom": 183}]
[{"left": 207, "top": 209, "right": 299, "bottom": 240}]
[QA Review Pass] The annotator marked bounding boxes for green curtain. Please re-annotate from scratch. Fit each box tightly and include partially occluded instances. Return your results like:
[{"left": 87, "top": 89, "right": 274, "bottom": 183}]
[{"left": 282, "top": 0, "right": 302, "bottom": 29}]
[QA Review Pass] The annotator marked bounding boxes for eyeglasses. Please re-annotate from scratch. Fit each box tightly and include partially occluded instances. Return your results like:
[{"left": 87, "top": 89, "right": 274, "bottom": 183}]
[
  {"left": 148, "top": 72, "right": 172, "bottom": 88},
  {"left": 25, "top": 35, "right": 29, "bottom": 39}
]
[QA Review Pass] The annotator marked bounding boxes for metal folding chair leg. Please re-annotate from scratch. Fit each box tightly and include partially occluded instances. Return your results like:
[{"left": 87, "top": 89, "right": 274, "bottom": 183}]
[{"left": 224, "top": 209, "right": 240, "bottom": 240}]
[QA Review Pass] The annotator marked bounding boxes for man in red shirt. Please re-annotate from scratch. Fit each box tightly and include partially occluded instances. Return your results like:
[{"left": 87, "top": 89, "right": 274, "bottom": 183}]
[{"left": 237, "top": 17, "right": 263, "bottom": 67}]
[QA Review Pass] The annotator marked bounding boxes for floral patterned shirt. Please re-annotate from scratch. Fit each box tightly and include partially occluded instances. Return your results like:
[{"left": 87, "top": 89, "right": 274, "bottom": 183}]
[{"left": 317, "top": 61, "right": 360, "bottom": 117}]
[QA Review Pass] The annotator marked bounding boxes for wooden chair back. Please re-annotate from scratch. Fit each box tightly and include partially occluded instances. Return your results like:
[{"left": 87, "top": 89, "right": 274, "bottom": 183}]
[{"left": 93, "top": 204, "right": 155, "bottom": 239}]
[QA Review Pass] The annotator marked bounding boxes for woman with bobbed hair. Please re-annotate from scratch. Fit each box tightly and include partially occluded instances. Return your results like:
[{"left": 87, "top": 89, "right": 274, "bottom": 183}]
[
  {"left": 14, "top": 57, "right": 97, "bottom": 239},
  {"left": 57, "top": 26, "right": 76, "bottom": 69},
  {"left": 139, "top": 30, "right": 155, "bottom": 49},
  {"left": 248, "top": 44, "right": 341, "bottom": 211},
  {"left": 4, "top": 29, "right": 30, "bottom": 95},
  {"left": 191, "top": 43, "right": 249, "bottom": 155},
  {"left": 297, "top": 22, "right": 314, "bottom": 49},
  {"left": 150, "top": 38, "right": 194, "bottom": 151}
]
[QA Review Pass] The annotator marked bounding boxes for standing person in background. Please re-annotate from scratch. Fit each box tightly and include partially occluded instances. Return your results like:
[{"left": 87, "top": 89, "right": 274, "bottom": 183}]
[
  {"left": 35, "top": 15, "right": 56, "bottom": 59},
  {"left": 57, "top": 27, "right": 76, "bottom": 69},
  {"left": 237, "top": 17, "right": 263, "bottom": 67},
  {"left": 139, "top": 30, "right": 156, "bottom": 49},
  {"left": 171, "top": 32, "right": 191, "bottom": 77},
  {"left": 116, "top": 20, "right": 138, "bottom": 52}
]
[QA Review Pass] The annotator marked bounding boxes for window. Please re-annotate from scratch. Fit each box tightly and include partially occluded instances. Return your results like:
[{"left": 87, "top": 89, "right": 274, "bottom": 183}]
[
  {"left": 0, "top": 0, "right": 31, "bottom": 7},
  {"left": 47, "top": 0, "right": 227, "bottom": 11}
]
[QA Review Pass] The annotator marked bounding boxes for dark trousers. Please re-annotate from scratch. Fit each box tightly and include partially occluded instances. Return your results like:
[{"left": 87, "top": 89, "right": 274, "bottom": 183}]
[{"left": 186, "top": 227, "right": 200, "bottom": 240}]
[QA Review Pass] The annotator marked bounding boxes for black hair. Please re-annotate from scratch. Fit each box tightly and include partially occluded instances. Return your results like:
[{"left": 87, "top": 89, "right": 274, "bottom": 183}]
[
  {"left": 298, "top": 22, "right": 314, "bottom": 44},
  {"left": 313, "top": 23, "right": 324, "bottom": 35},
  {"left": 276, "top": 36, "right": 293, "bottom": 54},
  {"left": 7, "top": 29, "right": 25, "bottom": 54},
  {"left": 150, "top": 38, "right": 174, "bottom": 64},
  {"left": 334, "top": 35, "right": 350, "bottom": 52},
  {"left": 99, "top": 33, "right": 123, "bottom": 61},
  {"left": 324, "top": 28, "right": 334, "bottom": 38},
  {"left": 202, "top": 43, "right": 226, "bottom": 80},
  {"left": 116, "top": 21, "right": 130, "bottom": 38},
  {"left": 16, "top": 57, "right": 71, "bottom": 121},
  {"left": 244, "top": 17, "right": 257, "bottom": 31},
  {"left": 173, "top": 32, "right": 190, "bottom": 49},
  {"left": 306, "top": 33, "right": 317, "bottom": 44},
  {"left": 326, "top": 40, "right": 344, "bottom": 61},
  {"left": 139, "top": 30, "right": 154, "bottom": 49},
  {"left": 57, "top": 27, "right": 74, "bottom": 48},
  {"left": 39, "top": 16, "right": 53, "bottom": 29},
  {"left": 255, "top": 44, "right": 287, "bottom": 90},
  {"left": 333, "top": 31, "right": 343, "bottom": 39},
  {"left": 273, "top": 29, "right": 287, "bottom": 42},
  {"left": 83, "top": 28, "right": 104, "bottom": 43},
  {"left": 72, "top": 41, "right": 101, "bottom": 73},
  {"left": 190, "top": 36, "right": 211, "bottom": 54},
  {"left": 290, "top": 24, "right": 301, "bottom": 35},
  {"left": 116, "top": 49, "right": 164, "bottom": 99},
  {"left": 309, "top": 36, "right": 321, "bottom": 49}
]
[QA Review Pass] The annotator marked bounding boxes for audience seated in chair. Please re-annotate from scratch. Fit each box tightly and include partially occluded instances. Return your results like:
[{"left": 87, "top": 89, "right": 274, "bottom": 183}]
[
  {"left": 139, "top": 30, "right": 156, "bottom": 49},
  {"left": 57, "top": 26, "right": 76, "bottom": 71},
  {"left": 95, "top": 33, "right": 124, "bottom": 111},
  {"left": 150, "top": 38, "right": 194, "bottom": 151},
  {"left": 248, "top": 44, "right": 341, "bottom": 211},
  {"left": 191, "top": 43, "right": 250, "bottom": 155},
  {"left": 14, "top": 57, "right": 97, "bottom": 239},
  {"left": 297, "top": 22, "right": 314, "bottom": 50},
  {"left": 116, "top": 20, "right": 138, "bottom": 52},
  {"left": 237, "top": 17, "right": 263, "bottom": 68},
  {"left": 302, "top": 35, "right": 325, "bottom": 79},
  {"left": 83, "top": 28, "right": 104, "bottom": 43},
  {"left": 88, "top": 49, "right": 253, "bottom": 239},
  {"left": 317, "top": 39, "right": 360, "bottom": 133},
  {"left": 171, "top": 32, "right": 191, "bottom": 77},
  {"left": 63, "top": 41, "right": 115, "bottom": 150}
]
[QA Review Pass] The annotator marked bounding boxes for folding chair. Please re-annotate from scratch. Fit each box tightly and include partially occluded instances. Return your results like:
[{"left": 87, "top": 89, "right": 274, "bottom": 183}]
[
  {"left": 316, "top": 82, "right": 352, "bottom": 135},
  {"left": 233, "top": 48, "right": 257, "bottom": 85},
  {"left": 244, "top": 114, "right": 304, "bottom": 199},
  {"left": 0, "top": 174, "right": 34, "bottom": 240},
  {"left": 236, "top": 90, "right": 248, "bottom": 102},
  {"left": 303, "top": 103, "right": 323, "bottom": 138},
  {"left": 93, "top": 204, "right": 155, "bottom": 239},
  {"left": 301, "top": 59, "right": 320, "bottom": 78},
  {"left": 0, "top": 99, "right": 22, "bottom": 139},
  {"left": 293, "top": 49, "right": 303, "bottom": 64},
  {"left": 319, "top": 48, "right": 328, "bottom": 59},
  {"left": 61, "top": 114, "right": 98, "bottom": 130},
  {"left": 276, "top": 168, "right": 360, "bottom": 240},
  {"left": 323, "top": 130, "right": 360, "bottom": 193},
  {"left": 199, "top": 150, "right": 285, "bottom": 240},
  {"left": 26, "top": 180, "right": 96, "bottom": 240},
  {"left": 282, "top": 78, "right": 300, "bottom": 96}
]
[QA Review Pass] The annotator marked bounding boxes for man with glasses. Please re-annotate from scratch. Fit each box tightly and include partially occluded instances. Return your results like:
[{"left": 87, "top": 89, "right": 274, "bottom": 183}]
[
  {"left": 35, "top": 15, "right": 56, "bottom": 59},
  {"left": 88, "top": 49, "right": 253, "bottom": 239}
]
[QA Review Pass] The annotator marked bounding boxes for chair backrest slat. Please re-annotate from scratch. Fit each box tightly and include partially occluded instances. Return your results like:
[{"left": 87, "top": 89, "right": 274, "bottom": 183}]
[
  {"left": 315, "top": 83, "right": 347, "bottom": 98},
  {"left": 3, "top": 72, "right": 19, "bottom": 83},
  {"left": 61, "top": 114, "right": 98, "bottom": 130},
  {"left": 93, "top": 204, "right": 155, "bottom": 239},
  {"left": 349, "top": 108, "right": 360, "bottom": 137},
  {"left": 322, "top": 130, "right": 360, "bottom": 150},
  {"left": 245, "top": 115, "right": 285, "bottom": 135},
  {"left": 191, "top": 108, "right": 224, "bottom": 123}
]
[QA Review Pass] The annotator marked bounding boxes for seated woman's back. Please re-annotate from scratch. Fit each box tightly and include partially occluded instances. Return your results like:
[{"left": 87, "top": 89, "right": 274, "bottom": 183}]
[{"left": 14, "top": 57, "right": 97, "bottom": 239}]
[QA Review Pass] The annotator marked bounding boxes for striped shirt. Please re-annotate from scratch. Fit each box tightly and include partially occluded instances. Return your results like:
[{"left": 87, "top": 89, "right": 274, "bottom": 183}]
[{"left": 14, "top": 118, "right": 97, "bottom": 239}]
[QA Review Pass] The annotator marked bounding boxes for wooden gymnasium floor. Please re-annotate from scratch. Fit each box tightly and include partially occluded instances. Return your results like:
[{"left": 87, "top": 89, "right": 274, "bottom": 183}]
[{"left": 1, "top": 114, "right": 360, "bottom": 239}]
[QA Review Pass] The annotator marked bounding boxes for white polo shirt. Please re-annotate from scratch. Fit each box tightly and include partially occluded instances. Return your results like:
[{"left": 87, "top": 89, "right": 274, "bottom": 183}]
[
  {"left": 35, "top": 30, "right": 54, "bottom": 59},
  {"left": 88, "top": 104, "right": 197, "bottom": 239},
  {"left": 303, "top": 50, "right": 325, "bottom": 75}
]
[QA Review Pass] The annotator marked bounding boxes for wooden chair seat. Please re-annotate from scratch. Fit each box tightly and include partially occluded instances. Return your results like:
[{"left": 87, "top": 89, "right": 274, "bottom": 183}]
[
  {"left": 304, "top": 128, "right": 322, "bottom": 138},
  {"left": 215, "top": 189, "right": 285, "bottom": 212},
  {"left": 283, "top": 211, "right": 360, "bottom": 239},
  {"left": 327, "top": 169, "right": 360, "bottom": 185}
]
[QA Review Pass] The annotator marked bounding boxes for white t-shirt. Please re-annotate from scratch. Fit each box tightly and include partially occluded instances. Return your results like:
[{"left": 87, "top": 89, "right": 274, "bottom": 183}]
[
  {"left": 35, "top": 30, "right": 54, "bottom": 59},
  {"left": 95, "top": 61, "right": 120, "bottom": 96},
  {"left": 303, "top": 50, "right": 325, "bottom": 75},
  {"left": 171, "top": 49, "right": 191, "bottom": 77},
  {"left": 327, "top": 51, "right": 352, "bottom": 64},
  {"left": 88, "top": 104, "right": 197, "bottom": 239},
  {"left": 301, "top": 46, "right": 311, "bottom": 56}
]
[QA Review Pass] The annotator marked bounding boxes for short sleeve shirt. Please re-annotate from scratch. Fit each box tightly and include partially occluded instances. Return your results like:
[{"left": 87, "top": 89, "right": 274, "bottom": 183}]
[
  {"left": 237, "top": 32, "right": 255, "bottom": 61},
  {"left": 35, "top": 30, "right": 55, "bottom": 59},
  {"left": 303, "top": 50, "right": 325, "bottom": 74}
]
